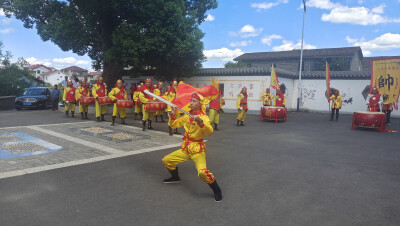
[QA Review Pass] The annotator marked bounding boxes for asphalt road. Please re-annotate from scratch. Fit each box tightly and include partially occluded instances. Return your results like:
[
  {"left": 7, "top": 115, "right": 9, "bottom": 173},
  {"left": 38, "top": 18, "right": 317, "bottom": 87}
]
[{"left": 0, "top": 109, "right": 399, "bottom": 225}]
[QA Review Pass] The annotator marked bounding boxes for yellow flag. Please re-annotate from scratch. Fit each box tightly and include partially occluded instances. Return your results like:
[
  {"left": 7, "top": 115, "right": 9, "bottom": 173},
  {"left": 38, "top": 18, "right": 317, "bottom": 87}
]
[
  {"left": 270, "top": 64, "right": 280, "bottom": 90},
  {"left": 326, "top": 61, "right": 331, "bottom": 102},
  {"left": 371, "top": 58, "right": 400, "bottom": 104}
]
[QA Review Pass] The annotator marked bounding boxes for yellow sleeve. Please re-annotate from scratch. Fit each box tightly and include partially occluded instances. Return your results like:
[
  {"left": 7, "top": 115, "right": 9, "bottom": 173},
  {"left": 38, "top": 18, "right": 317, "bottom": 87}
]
[
  {"left": 104, "top": 88, "right": 108, "bottom": 96},
  {"left": 329, "top": 95, "right": 334, "bottom": 100},
  {"left": 338, "top": 96, "right": 342, "bottom": 108},
  {"left": 92, "top": 85, "right": 98, "bottom": 98},
  {"left": 261, "top": 93, "right": 266, "bottom": 101},
  {"left": 283, "top": 96, "right": 287, "bottom": 106},
  {"left": 108, "top": 88, "right": 116, "bottom": 101},
  {"left": 273, "top": 96, "right": 277, "bottom": 106},
  {"left": 63, "top": 88, "right": 68, "bottom": 101},
  {"left": 133, "top": 92, "right": 139, "bottom": 101},
  {"left": 139, "top": 92, "right": 149, "bottom": 104},
  {"left": 236, "top": 94, "right": 243, "bottom": 109},
  {"left": 124, "top": 90, "right": 128, "bottom": 99},
  {"left": 75, "top": 88, "right": 81, "bottom": 100},
  {"left": 170, "top": 114, "right": 188, "bottom": 129},
  {"left": 200, "top": 115, "right": 213, "bottom": 137}
]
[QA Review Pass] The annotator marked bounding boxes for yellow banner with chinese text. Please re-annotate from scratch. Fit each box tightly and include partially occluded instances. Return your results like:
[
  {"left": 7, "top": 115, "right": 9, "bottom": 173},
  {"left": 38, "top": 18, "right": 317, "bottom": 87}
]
[{"left": 371, "top": 58, "right": 400, "bottom": 104}]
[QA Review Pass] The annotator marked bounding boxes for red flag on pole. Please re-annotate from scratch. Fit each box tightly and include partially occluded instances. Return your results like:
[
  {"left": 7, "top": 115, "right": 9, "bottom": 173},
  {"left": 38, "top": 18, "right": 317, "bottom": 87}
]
[
  {"left": 270, "top": 64, "right": 280, "bottom": 91},
  {"left": 326, "top": 61, "right": 331, "bottom": 102}
]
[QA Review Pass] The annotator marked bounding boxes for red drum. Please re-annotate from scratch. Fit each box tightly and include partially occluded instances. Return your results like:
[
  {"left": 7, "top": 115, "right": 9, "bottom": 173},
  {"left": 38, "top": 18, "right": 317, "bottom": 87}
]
[
  {"left": 260, "top": 106, "right": 287, "bottom": 123},
  {"left": 145, "top": 102, "right": 167, "bottom": 112},
  {"left": 79, "top": 97, "right": 95, "bottom": 105},
  {"left": 352, "top": 111, "right": 386, "bottom": 132},
  {"left": 97, "top": 96, "right": 112, "bottom": 105},
  {"left": 116, "top": 100, "right": 134, "bottom": 109}
]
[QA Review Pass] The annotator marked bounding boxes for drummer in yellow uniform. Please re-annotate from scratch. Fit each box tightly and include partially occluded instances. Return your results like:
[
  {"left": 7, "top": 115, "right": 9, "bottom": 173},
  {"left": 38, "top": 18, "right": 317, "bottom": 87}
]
[
  {"left": 139, "top": 78, "right": 155, "bottom": 130},
  {"left": 162, "top": 92, "right": 222, "bottom": 202},
  {"left": 132, "top": 85, "right": 142, "bottom": 120},
  {"left": 262, "top": 88, "right": 273, "bottom": 106},
  {"left": 63, "top": 80, "right": 76, "bottom": 118},
  {"left": 109, "top": 79, "right": 128, "bottom": 126},
  {"left": 76, "top": 80, "right": 90, "bottom": 120},
  {"left": 153, "top": 82, "right": 165, "bottom": 122},
  {"left": 329, "top": 89, "right": 342, "bottom": 121},
  {"left": 92, "top": 77, "right": 108, "bottom": 122},
  {"left": 236, "top": 87, "right": 248, "bottom": 126},
  {"left": 274, "top": 89, "right": 286, "bottom": 107}
]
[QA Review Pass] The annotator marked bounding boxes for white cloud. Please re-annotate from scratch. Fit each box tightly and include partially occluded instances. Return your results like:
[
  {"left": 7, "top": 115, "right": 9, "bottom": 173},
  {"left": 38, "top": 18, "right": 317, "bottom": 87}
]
[
  {"left": 371, "top": 4, "right": 385, "bottom": 14},
  {"left": 53, "top": 57, "right": 77, "bottom": 64},
  {"left": 76, "top": 60, "right": 90, "bottom": 65},
  {"left": 261, "top": 34, "right": 283, "bottom": 45},
  {"left": 346, "top": 33, "right": 400, "bottom": 56},
  {"left": 205, "top": 14, "right": 215, "bottom": 22},
  {"left": 203, "top": 47, "right": 244, "bottom": 61},
  {"left": 26, "top": 57, "right": 52, "bottom": 67},
  {"left": 0, "top": 28, "right": 15, "bottom": 34},
  {"left": 0, "top": 9, "right": 5, "bottom": 16},
  {"left": 345, "top": 36, "right": 358, "bottom": 43},
  {"left": 230, "top": 40, "right": 252, "bottom": 47},
  {"left": 230, "top": 25, "right": 263, "bottom": 38},
  {"left": 306, "top": 0, "right": 341, "bottom": 10},
  {"left": 272, "top": 40, "right": 317, "bottom": 51},
  {"left": 1, "top": 17, "right": 11, "bottom": 25},
  {"left": 251, "top": 0, "right": 288, "bottom": 12}
]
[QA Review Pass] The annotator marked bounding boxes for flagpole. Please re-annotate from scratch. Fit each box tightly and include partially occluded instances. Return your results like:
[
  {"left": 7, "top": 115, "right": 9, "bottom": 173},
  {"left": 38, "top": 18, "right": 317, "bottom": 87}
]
[{"left": 297, "top": 0, "right": 306, "bottom": 112}]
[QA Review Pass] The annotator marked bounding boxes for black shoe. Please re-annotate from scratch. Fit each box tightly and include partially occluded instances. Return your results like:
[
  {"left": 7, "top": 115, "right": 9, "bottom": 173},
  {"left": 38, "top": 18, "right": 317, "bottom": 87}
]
[
  {"left": 155, "top": 116, "right": 158, "bottom": 122},
  {"left": 96, "top": 117, "right": 100, "bottom": 122},
  {"left": 163, "top": 168, "right": 181, "bottom": 183},
  {"left": 142, "top": 120, "right": 146, "bottom": 131},
  {"left": 148, "top": 120, "right": 154, "bottom": 130},
  {"left": 134, "top": 113, "right": 137, "bottom": 121},
  {"left": 169, "top": 127, "right": 173, "bottom": 136},
  {"left": 236, "top": 120, "right": 240, "bottom": 126},
  {"left": 160, "top": 116, "right": 165, "bottom": 122},
  {"left": 213, "top": 123, "right": 218, "bottom": 131},
  {"left": 101, "top": 114, "right": 105, "bottom": 121},
  {"left": 174, "top": 128, "right": 180, "bottom": 134},
  {"left": 81, "top": 112, "right": 84, "bottom": 120},
  {"left": 66, "top": 111, "right": 69, "bottom": 118},
  {"left": 85, "top": 112, "right": 89, "bottom": 120},
  {"left": 71, "top": 111, "right": 75, "bottom": 118},
  {"left": 111, "top": 116, "right": 116, "bottom": 126},
  {"left": 121, "top": 118, "right": 126, "bottom": 125},
  {"left": 208, "top": 180, "right": 222, "bottom": 202},
  {"left": 240, "top": 121, "right": 245, "bottom": 126}
]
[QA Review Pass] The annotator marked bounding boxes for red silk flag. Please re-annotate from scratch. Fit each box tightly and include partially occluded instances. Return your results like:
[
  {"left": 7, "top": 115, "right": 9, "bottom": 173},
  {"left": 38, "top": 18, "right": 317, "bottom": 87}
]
[
  {"left": 326, "top": 61, "right": 331, "bottom": 102},
  {"left": 172, "top": 78, "right": 219, "bottom": 112},
  {"left": 270, "top": 64, "right": 280, "bottom": 90}
]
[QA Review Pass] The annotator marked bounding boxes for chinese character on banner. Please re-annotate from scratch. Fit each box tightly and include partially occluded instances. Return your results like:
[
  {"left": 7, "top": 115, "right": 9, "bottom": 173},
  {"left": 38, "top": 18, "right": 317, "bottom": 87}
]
[
  {"left": 372, "top": 58, "right": 400, "bottom": 105},
  {"left": 248, "top": 92, "right": 253, "bottom": 98},
  {"left": 385, "top": 74, "right": 394, "bottom": 91},
  {"left": 249, "top": 84, "right": 254, "bottom": 89},
  {"left": 229, "top": 91, "right": 233, "bottom": 97}
]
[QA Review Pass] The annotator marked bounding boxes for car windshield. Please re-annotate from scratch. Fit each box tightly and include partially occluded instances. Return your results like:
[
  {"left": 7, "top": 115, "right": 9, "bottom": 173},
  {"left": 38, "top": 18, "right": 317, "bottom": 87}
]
[{"left": 23, "top": 89, "right": 46, "bottom": 96}]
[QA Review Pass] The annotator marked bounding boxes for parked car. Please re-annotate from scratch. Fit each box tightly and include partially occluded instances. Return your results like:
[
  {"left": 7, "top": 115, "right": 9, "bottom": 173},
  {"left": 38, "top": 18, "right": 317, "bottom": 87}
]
[{"left": 15, "top": 87, "right": 53, "bottom": 110}]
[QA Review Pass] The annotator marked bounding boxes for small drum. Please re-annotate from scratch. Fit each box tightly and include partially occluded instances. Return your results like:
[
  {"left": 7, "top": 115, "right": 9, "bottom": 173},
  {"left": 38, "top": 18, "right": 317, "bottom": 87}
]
[
  {"left": 116, "top": 100, "right": 134, "bottom": 109},
  {"left": 352, "top": 111, "right": 386, "bottom": 132},
  {"left": 79, "top": 97, "right": 95, "bottom": 105},
  {"left": 97, "top": 96, "right": 112, "bottom": 105},
  {"left": 260, "top": 106, "right": 287, "bottom": 123},
  {"left": 145, "top": 102, "right": 167, "bottom": 112}
]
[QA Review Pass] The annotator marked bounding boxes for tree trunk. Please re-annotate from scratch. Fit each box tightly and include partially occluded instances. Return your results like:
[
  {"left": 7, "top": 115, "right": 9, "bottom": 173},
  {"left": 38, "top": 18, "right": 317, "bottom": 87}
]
[{"left": 102, "top": 60, "right": 124, "bottom": 90}]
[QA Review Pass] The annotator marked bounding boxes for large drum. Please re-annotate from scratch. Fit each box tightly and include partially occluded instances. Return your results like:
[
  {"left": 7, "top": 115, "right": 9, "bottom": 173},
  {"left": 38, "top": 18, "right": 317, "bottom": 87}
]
[
  {"left": 145, "top": 102, "right": 167, "bottom": 112},
  {"left": 260, "top": 106, "right": 287, "bottom": 123},
  {"left": 116, "top": 100, "right": 134, "bottom": 109},
  {"left": 79, "top": 97, "right": 95, "bottom": 105},
  {"left": 352, "top": 111, "right": 386, "bottom": 132},
  {"left": 97, "top": 96, "right": 112, "bottom": 105}
]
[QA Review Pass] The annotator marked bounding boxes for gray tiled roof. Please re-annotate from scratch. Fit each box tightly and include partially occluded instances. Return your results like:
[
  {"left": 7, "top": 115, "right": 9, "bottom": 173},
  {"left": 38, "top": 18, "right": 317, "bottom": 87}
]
[
  {"left": 196, "top": 67, "right": 371, "bottom": 80},
  {"left": 234, "top": 46, "right": 362, "bottom": 61},
  {"left": 361, "top": 56, "right": 400, "bottom": 71}
]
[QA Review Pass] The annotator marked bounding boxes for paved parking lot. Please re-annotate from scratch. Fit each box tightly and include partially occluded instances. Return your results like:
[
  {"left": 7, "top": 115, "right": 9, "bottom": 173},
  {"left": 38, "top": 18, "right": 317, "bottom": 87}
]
[{"left": 0, "top": 109, "right": 399, "bottom": 225}]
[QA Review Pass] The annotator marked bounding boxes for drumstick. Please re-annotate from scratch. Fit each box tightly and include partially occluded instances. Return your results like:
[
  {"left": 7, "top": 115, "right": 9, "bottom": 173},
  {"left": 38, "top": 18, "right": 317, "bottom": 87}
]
[{"left": 144, "top": 90, "right": 193, "bottom": 117}]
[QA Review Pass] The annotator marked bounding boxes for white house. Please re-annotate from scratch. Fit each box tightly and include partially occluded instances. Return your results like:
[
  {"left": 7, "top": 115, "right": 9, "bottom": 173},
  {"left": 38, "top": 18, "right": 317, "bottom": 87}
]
[
  {"left": 41, "top": 70, "right": 69, "bottom": 86},
  {"left": 27, "top": 64, "right": 52, "bottom": 79}
]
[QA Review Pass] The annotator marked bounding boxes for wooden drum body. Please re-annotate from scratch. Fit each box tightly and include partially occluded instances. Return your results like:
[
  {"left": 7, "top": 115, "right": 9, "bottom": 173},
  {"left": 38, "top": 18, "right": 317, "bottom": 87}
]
[
  {"left": 116, "top": 100, "right": 134, "bottom": 109},
  {"left": 97, "top": 96, "right": 112, "bottom": 105},
  {"left": 352, "top": 111, "right": 386, "bottom": 132},
  {"left": 260, "top": 106, "right": 287, "bottom": 123},
  {"left": 145, "top": 102, "right": 167, "bottom": 112},
  {"left": 79, "top": 97, "right": 95, "bottom": 105}
]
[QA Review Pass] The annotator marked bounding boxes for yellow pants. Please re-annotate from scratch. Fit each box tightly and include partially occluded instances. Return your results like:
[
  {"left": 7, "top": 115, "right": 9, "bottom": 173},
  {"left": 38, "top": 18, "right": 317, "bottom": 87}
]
[
  {"left": 95, "top": 100, "right": 107, "bottom": 117},
  {"left": 142, "top": 105, "right": 154, "bottom": 121},
  {"left": 112, "top": 104, "right": 127, "bottom": 118},
  {"left": 162, "top": 149, "right": 215, "bottom": 184},
  {"left": 237, "top": 109, "right": 246, "bottom": 121},
  {"left": 79, "top": 103, "right": 88, "bottom": 113},
  {"left": 209, "top": 109, "right": 220, "bottom": 124},
  {"left": 134, "top": 104, "right": 142, "bottom": 113},
  {"left": 65, "top": 102, "right": 76, "bottom": 112}
]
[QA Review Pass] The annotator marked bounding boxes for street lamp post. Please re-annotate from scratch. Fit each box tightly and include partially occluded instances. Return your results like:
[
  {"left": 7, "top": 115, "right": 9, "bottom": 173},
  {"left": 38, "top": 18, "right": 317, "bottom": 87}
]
[{"left": 297, "top": 0, "right": 306, "bottom": 112}]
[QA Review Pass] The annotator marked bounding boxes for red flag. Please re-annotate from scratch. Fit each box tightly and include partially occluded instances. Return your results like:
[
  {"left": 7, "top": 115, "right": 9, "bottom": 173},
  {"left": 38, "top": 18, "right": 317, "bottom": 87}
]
[{"left": 270, "top": 64, "right": 280, "bottom": 90}]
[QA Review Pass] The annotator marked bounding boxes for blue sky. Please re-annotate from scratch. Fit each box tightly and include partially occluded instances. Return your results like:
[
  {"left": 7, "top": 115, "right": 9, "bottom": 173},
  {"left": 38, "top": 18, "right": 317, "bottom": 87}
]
[{"left": 1, "top": 0, "right": 400, "bottom": 70}]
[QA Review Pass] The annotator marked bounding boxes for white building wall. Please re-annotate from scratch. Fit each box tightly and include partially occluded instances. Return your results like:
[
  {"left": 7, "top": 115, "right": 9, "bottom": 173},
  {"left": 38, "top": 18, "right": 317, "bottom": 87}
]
[{"left": 43, "top": 72, "right": 69, "bottom": 86}]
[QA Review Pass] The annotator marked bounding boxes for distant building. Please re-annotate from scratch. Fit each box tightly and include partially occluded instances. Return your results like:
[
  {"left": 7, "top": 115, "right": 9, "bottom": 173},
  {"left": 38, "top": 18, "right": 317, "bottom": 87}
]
[
  {"left": 88, "top": 71, "right": 102, "bottom": 81},
  {"left": 41, "top": 70, "right": 69, "bottom": 86},
  {"left": 27, "top": 64, "right": 52, "bottom": 79},
  {"left": 60, "top": 66, "right": 88, "bottom": 81}
]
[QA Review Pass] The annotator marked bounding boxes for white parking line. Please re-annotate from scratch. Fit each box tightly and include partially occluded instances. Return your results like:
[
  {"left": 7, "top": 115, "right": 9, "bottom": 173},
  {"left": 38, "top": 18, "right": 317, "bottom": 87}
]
[
  {"left": 0, "top": 142, "right": 182, "bottom": 179},
  {"left": 0, "top": 121, "right": 91, "bottom": 130}
]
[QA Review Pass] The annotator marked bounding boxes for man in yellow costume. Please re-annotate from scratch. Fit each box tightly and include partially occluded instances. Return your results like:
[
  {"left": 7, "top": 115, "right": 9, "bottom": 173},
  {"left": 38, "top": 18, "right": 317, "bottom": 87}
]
[
  {"left": 153, "top": 82, "right": 165, "bottom": 122},
  {"left": 139, "top": 78, "right": 155, "bottom": 130},
  {"left": 329, "top": 89, "right": 342, "bottom": 121},
  {"left": 162, "top": 92, "right": 222, "bottom": 202},
  {"left": 236, "top": 87, "right": 248, "bottom": 126},
  {"left": 274, "top": 89, "right": 286, "bottom": 107},
  {"left": 208, "top": 89, "right": 223, "bottom": 130},
  {"left": 63, "top": 80, "right": 76, "bottom": 118},
  {"left": 92, "top": 77, "right": 108, "bottom": 122},
  {"left": 132, "top": 85, "right": 142, "bottom": 120},
  {"left": 109, "top": 80, "right": 128, "bottom": 126},
  {"left": 76, "top": 80, "right": 90, "bottom": 120},
  {"left": 262, "top": 88, "right": 273, "bottom": 106}
]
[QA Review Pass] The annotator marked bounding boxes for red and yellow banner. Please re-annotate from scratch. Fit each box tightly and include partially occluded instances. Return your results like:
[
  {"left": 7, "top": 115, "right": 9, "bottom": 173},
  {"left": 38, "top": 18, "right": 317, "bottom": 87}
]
[
  {"left": 270, "top": 64, "right": 280, "bottom": 90},
  {"left": 326, "top": 61, "right": 331, "bottom": 103},
  {"left": 371, "top": 58, "right": 400, "bottom": 105}
]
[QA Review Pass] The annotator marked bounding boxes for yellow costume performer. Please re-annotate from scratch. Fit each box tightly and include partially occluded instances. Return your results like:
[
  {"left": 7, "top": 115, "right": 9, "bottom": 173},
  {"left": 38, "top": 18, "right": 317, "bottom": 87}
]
[
  {"left": 92, "top": 77, "right": 108, "bottom": 122},
  {"left": 162, "top": 92, "right": 222, "bottom": 202},
  {"left": 329, "top": 90, "right": 342, "bottom": 121},
  {"left": 262, "top": 88, "right": 274, "bottom": 106},
  {"left": 139, "top": 78, "right": 155, "bottom": 130},
  {"left": 109, "top": 80, "right": 128, "bottom": 126},
  {"left": 63, "top": 80, "right": 76, "bottom": 118},
  {"left": 76, "top": 80, "right": 90, "bottom": 120},
  {"left": 236, "top": 87, "right": 248, "bottom": 126},
  {"left": 274, "top": 90, "right": 287, "bottom": 107},
  {"left": 132, "top": 85, "right": 142, "bottom": 120},
  {"left": 208, "top": 89, "right": 223, "bottom": 130}
]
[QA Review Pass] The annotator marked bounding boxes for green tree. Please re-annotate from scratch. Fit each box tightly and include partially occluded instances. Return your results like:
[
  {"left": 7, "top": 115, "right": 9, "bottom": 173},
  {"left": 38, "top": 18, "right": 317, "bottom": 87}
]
[
  {"left": 0, "top": 0, "right": 217, "bottom": 87},
  {"left": 224, "top": 61, "right": 245, "bottom": 68}
]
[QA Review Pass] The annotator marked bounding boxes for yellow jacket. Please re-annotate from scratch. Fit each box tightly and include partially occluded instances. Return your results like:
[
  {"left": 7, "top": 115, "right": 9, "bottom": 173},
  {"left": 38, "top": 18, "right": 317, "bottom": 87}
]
[
  {"left": 170, "top": 111, "right": 213, "bottom": 154},
  {"left": 109, "top": 87, "right": 128, "bottom": 101},
  {"left": 330, "top": 94, "right": 342, "bottom": 109},
  {"left": 63, "top": 87, "right": 76, "bottom": 102},
  {"left": 133, "top": 91, "right": 140, "bottom": 102},
  {"left": 76, "top": 86, "right": 90, "bottom": 99},
  {"left": 92, "top": 84, "right": 108, "bottom": 98},
  {"left": 262, "top": 92, "right": 274, "bottom": 106},
  {"left": 153, "top": 88, "right": 161, "bottom": 96},
  {"left": 274, "top": 95, "right": 286, "bottom": 106},
  {"left": 236, "top": 93, "right": 248, "bottom": 109}
]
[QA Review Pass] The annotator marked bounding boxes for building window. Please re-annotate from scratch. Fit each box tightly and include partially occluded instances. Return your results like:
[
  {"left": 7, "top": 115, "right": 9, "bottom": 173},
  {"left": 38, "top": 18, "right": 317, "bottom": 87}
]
[{"left": 37, "top": 70, "right": 40, "bottom": 74}]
